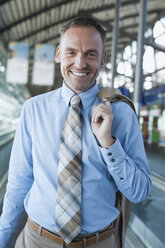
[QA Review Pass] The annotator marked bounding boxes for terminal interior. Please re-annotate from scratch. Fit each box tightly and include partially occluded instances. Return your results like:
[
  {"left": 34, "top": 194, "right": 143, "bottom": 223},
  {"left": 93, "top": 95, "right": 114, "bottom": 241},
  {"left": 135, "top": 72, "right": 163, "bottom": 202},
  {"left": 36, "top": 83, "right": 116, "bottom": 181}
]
[{"left": 0, "top": 0, "right": 165, "bottom": 247}]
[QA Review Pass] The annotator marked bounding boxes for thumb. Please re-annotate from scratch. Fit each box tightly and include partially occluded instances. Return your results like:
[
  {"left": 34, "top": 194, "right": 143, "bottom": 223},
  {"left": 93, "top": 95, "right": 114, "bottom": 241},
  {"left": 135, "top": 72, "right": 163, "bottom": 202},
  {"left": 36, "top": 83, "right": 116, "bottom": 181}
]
[{"left": 103, "top": 97, "right": 112, "bottom": 110}]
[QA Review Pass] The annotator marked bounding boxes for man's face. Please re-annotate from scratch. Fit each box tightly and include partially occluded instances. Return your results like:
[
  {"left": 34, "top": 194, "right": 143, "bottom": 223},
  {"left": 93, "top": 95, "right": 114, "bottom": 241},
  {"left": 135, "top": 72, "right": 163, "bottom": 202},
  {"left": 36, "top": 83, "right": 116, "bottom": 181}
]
[{"left": 55, "top": 26, "right": 106, "bottom": 94}]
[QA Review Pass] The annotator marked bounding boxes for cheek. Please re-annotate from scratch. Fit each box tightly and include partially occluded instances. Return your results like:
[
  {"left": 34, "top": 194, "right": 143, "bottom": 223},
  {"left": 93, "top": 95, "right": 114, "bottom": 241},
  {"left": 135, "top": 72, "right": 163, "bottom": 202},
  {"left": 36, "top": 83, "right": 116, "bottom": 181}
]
[
  {"left": 61, "top": 60, "right": 73, "bottom": 73},
  {"left": 91, "top": 62, "right": 102, "bottom": 72},
  {"left": 60, "top": 60, "right": 68, "bottom": 73}
]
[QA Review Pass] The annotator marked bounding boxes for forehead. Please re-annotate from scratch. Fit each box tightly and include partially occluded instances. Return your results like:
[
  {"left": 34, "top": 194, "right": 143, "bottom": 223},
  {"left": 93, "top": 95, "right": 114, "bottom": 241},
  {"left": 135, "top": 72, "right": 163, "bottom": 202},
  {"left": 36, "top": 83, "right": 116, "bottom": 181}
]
[{"left": 60, "top": 26, "right": 103, "bottom": 50}]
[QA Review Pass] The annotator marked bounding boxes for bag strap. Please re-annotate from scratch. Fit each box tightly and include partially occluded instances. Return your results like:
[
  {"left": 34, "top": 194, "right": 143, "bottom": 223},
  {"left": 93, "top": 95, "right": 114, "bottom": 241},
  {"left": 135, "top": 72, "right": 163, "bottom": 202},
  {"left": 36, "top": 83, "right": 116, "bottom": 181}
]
[{"left": 98, "top": 86, "right": 136, "bottom": 115}]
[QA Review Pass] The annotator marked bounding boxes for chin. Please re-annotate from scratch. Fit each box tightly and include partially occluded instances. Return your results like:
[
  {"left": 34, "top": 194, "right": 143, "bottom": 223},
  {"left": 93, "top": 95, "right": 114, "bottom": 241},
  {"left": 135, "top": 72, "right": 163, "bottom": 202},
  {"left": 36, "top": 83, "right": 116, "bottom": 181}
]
[{"left": 71, "top": 84, "right": 87, "bottom": 93}]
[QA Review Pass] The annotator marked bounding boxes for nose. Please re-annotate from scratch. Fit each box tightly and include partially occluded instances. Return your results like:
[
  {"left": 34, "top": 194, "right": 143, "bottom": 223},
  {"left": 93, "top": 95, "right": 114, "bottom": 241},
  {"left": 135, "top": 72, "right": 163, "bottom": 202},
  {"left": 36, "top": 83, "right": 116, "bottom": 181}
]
[{"left": 74, "top": 54, "right": 87, "bottom": 69}]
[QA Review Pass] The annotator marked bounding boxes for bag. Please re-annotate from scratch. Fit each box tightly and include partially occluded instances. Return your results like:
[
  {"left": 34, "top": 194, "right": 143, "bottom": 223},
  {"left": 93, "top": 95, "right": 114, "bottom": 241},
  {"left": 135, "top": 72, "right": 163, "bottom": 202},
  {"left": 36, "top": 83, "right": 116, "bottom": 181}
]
[
  {"left": 98, "top": 86, "right": 135, "bottom": 248},
  {"left": 98, "top": 86, "right": 136, "bottom": 115}
]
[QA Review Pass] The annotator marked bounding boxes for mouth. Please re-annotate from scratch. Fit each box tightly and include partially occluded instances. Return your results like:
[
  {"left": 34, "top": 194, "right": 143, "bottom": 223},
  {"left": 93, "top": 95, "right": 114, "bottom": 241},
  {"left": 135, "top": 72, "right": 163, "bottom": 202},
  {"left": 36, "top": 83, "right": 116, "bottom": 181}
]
[{"left": 70, "top": 71, "right": 89, "bottom": 77}]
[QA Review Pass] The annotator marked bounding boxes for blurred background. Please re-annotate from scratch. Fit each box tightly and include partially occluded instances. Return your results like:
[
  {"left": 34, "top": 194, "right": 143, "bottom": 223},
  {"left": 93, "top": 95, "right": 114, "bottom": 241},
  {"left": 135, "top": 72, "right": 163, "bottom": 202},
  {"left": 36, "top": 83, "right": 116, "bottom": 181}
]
[{"left": 0, "top": 0, "right": 165, "bottom": 247}]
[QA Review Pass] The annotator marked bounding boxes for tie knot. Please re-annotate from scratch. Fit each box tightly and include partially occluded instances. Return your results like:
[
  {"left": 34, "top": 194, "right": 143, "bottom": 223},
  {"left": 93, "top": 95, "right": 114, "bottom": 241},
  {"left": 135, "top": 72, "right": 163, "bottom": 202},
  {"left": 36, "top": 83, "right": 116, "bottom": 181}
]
[{"left": 70, "top": 95, "right": 81, "bottom": 106}]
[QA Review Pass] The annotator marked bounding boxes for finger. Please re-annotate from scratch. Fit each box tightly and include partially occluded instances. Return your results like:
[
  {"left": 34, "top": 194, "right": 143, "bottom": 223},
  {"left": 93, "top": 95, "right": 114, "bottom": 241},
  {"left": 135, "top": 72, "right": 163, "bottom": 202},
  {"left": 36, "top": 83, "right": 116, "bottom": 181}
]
[
  {"left": 93, "top": 106, "right": 110, "bottom": 116},
  {"left": 93, "top": 103, "right": 111, "bottom": 115},
  {"left": 103, "top": 97, "right": 112, "bottom": 111},
  {"left": 92, "top": 105, "right": 109, "bottom": 119},
  {"left": 92, "top": 108, "right": 112, "bottom": 123},
  {"left": 92, "top": 104, "right": 106, "bottom": 114},
  {"left": 96, "top": 103, "right": 108, "bottom": 112},
  {"left": 95, "top": 103, "right": 110, "bottom": 110},
  {"left": 92, "top": 110, "right": 104, "bottom": 123},
  {"left": 92, "top": 103, "right": 111, "bottom": 122}
]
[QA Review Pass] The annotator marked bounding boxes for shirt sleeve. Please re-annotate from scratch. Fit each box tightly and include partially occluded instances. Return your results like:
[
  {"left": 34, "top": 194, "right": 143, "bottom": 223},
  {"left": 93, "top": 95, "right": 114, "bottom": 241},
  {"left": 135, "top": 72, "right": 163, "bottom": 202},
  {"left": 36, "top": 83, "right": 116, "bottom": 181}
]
[
  {"left": 99, "top": 105, "right": 152, "bottom": 203},
  {"left": 0, "top": 102, "right": 34, "bottom": 248}
]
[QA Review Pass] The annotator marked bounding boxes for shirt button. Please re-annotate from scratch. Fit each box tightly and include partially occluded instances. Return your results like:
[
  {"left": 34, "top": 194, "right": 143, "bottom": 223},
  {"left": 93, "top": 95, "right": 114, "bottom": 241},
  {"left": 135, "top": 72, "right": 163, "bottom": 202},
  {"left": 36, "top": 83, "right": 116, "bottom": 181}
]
[
  {"left": 108, "top": 152, "right": 112, "bottom": 156},
  {"left": 111, "top": 158, "right": 115, "bottom": 162}
]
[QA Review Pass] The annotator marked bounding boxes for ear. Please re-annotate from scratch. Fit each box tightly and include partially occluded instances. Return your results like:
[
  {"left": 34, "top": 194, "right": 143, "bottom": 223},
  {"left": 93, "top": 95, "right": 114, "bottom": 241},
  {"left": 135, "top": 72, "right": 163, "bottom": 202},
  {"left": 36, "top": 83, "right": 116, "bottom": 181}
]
[
  {"left": 55, "top": 45, "right": 61, "bottom": 63},
  {"left": 101, "top": 51, "right": 106, "bottom": 67}
]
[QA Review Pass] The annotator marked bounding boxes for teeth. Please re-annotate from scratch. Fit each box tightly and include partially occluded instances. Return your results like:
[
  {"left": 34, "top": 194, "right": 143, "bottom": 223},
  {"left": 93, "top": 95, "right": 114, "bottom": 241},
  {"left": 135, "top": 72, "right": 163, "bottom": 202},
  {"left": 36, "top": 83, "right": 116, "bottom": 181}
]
[{"left": 72, "top": 72, "right": 87, "bottom": 77}]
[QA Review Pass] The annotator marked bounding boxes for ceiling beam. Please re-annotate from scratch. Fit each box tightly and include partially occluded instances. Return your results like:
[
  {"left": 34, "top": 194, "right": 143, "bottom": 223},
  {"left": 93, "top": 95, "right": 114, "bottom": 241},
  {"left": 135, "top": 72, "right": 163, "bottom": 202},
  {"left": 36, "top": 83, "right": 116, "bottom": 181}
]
[
  {"left": 0, "top": 0, "right": 12, "bottom": 6},
  {"left": 100, "top": 20, "right": 165, "bottom": 53},
  {"left": 79, "top": 0, "right": 139, "bottom": 15},
  {"left": 0, "top": 0, "right": 77, "bottom": 34},
  {"left": 0, "top": 0, "right": 140, "bottom": 35},
  {"left": 120, "top": 28, "right": 165, "bottom": 53},
  {"left": 120, "top": 18, "right": 158, "bottom": 30},
  {"left": 144, "top": 66, "right": 165, "bottom": 77},
  {"left": 16, "top": 5, "right": 165, "bottom": 43},
  {"left": 13, "top": 4, "right": 165, "bottom": 57},
  {"left": 120, "top": 9, "right": 165, "bottom": 21},
  {"left": 17, "top": 15, "right": 78, "bottom": 41},
  {"left": 17, "top": 15, "right": 112, "bottom": 42}
]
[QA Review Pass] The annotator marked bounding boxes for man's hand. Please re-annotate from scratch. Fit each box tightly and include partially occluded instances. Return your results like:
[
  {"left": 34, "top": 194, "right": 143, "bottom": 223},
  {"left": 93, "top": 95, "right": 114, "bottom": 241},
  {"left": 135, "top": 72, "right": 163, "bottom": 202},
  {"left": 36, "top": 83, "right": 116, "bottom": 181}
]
[{"left": 91, "top": 99, "right": 114, "bottom": 148}]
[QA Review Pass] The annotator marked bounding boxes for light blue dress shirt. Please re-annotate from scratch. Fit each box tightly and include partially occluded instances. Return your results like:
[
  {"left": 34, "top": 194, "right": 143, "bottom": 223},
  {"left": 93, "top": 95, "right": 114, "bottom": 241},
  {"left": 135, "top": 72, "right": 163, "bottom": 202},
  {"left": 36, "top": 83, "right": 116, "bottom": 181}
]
[{"left": 0, "top": 83, "right": 151, "bottom": 247}]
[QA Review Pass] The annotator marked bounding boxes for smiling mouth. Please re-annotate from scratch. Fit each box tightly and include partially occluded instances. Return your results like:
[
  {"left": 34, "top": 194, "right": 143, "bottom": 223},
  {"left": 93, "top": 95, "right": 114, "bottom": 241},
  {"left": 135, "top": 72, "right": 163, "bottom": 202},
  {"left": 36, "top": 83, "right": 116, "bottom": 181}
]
[{"left": 71, "top": 71, "right": 89, "bottom": 77}]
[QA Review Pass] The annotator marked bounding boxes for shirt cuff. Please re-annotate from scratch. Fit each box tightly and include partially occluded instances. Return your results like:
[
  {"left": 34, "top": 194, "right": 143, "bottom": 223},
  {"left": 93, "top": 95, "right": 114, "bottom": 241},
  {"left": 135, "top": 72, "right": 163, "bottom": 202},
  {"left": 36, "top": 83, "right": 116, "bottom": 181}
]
[{"left": 99, "top": 138, "right": 126, "bottom": 176}]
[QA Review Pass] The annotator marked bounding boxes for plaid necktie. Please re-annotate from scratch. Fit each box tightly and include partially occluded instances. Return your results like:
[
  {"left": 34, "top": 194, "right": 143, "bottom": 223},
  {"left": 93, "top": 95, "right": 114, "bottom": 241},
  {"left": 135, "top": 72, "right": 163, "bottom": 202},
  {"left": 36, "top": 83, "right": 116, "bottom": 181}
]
[{"left": 55, "top": 94, "right": 82, "bottom": 244}]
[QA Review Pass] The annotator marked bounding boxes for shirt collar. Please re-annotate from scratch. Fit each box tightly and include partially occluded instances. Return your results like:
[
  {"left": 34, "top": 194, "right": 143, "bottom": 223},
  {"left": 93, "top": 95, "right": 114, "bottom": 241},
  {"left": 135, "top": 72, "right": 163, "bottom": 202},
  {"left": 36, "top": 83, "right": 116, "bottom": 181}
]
[{"left": 61, "top": 81, "right": 100, "bottom": 110}]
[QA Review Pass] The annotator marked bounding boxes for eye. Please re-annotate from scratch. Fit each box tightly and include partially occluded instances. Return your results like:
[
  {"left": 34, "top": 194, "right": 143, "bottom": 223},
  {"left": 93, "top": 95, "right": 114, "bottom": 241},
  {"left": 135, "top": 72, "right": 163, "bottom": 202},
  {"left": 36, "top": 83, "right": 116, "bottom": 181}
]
[
  {"left": 88, "top": 52, "right": 97, "bottom": 58},
  {"left": 66, "top": 51, "right": 75, "bottom": 56}
]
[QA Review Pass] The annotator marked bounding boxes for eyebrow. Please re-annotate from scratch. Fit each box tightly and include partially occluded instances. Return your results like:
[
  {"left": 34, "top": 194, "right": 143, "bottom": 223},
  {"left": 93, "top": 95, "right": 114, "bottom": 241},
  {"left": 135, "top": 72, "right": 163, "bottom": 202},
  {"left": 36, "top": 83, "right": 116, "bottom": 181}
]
[
  {"left": 86, "top": 49, "right": 98, "bottom": 55},
  {"left": 65, "top": 47, "right": 99, "bottom": 55},
  {"left": 65, "top": 47, "right": 76, "bottom": 51}
]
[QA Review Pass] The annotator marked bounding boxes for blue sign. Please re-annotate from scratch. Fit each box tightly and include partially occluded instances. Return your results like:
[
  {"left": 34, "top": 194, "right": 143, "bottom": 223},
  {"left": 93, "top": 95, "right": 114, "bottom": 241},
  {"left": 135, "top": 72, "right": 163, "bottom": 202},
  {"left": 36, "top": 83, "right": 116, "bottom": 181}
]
[
  {"left": 143, "top": 85, "right": 165, "bottom": 105},
  {"left": 118, "top": 87, "right": 131, "bottom": 98}
]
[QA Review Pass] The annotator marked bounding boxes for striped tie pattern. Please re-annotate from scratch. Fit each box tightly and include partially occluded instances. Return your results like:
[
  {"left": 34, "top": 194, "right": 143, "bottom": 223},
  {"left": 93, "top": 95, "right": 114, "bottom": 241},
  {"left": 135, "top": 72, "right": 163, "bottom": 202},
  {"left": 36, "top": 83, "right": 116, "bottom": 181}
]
[{"left": 55, "top": 94, "right": 82, "bottom": 244}]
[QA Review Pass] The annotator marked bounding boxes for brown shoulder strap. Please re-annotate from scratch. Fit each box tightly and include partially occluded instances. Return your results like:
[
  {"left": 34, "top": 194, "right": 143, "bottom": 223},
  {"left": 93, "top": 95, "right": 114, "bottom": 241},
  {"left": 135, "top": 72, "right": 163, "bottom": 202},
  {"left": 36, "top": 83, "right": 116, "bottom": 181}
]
[{"left": 98, "top": 86, "right": 137, "bottom": 115}]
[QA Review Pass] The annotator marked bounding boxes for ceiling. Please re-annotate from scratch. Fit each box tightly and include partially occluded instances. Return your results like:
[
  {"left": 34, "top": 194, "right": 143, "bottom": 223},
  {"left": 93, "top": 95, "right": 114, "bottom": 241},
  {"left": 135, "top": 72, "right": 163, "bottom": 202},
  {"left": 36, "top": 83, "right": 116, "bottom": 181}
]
[{"left": 0, "top": 0, "right": 165, "bottom": 96}]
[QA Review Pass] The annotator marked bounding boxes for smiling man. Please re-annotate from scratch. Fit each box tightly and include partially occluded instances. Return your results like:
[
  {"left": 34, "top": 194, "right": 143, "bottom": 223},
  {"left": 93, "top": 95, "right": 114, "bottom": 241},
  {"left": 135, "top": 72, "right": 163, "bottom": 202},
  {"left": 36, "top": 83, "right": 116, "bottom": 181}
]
[
  {"left": 55, "top": 25, "right": 106, "bottom": 94},
  {"left": 0, "top": 17, "right": 151, "bottom": 248}
]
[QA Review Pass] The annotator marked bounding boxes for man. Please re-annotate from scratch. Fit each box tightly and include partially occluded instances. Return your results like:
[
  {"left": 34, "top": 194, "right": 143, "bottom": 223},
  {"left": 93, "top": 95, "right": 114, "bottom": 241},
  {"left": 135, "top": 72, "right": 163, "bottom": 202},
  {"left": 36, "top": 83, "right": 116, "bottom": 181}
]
[{"left": 0, "top": 16, "right": 151, "bottom": 248}]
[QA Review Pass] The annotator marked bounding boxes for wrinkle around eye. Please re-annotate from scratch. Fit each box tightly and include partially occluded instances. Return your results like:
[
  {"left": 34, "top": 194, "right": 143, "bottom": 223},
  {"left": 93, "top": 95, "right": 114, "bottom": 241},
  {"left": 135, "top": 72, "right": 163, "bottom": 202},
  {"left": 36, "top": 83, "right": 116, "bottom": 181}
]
[
  {"left": 66, "top": 51, "right": 76, "bottom": 56},
  {"left": 88, "top": 53, "right": 97, "bottom": 58}
]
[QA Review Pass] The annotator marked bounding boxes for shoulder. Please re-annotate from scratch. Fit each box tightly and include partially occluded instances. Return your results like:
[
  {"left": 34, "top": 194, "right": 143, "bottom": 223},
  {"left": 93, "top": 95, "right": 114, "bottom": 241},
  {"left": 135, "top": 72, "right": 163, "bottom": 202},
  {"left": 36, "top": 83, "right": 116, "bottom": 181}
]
[
  {"left": 112, "top": 101, "right": 134, "bottom": 117},
  {"left": 112, "top": 101, "right": 137, "bottom": 125},
  {"left": 111, "top": 101, "right": 140, "bottom": 146}
]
